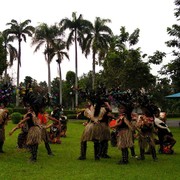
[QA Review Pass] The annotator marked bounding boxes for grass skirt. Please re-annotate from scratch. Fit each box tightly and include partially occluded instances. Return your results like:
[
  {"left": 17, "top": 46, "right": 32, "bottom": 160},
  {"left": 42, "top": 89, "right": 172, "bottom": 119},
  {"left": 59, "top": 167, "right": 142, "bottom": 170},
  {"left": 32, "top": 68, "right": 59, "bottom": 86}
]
[
  {"left": 41, "top": 127, "right": 50, "bottom": 142},
  {"left": 81, "top": 122, "right": 101, "bottom": 141},
  {"left": 100, "top": 122, "right": 111, "bottom": 141},
  {"left": 138, "top": 132, "right": 155, "bottom": 149},
  {"left": 26, "top": 126, "right": 42, "bottom": 145},
  {"left": 117, "top": 128, "right": 133, "bottom": 149}
]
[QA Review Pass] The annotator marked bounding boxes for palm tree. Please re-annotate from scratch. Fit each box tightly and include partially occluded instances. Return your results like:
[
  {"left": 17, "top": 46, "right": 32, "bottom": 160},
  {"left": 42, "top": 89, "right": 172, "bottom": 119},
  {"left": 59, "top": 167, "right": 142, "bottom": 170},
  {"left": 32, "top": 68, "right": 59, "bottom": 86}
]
[
  {"left": 5, "top": 19, "right": 34, "bottom": 106},
  {"left": 1, "top": 30, "right": 18, "bottom": 83},
  {"left": 59, "top": 12, "right": 92, "bottom": 107},
  {"left": 50, "top": 38, "right": 69, "bottom": 105},
  {"left": 32, "top": 23, "right": 59, "bottom": 96},
  {"left": 0, "top": 34, "right": 6, "bottom": 78},
  {"left": 82, "top": 17, "right": 113, "bottom": 89}
]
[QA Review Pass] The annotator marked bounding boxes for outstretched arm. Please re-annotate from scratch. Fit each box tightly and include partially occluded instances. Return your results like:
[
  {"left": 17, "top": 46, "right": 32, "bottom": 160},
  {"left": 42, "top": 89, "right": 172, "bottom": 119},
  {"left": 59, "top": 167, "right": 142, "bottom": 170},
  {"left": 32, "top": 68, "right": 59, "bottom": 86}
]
[
  {"left": 47, "top": 115, "right": 59, "bottom": 123},
  {"left": 9, "top": 125, "right": 20, "bottom": 136}
]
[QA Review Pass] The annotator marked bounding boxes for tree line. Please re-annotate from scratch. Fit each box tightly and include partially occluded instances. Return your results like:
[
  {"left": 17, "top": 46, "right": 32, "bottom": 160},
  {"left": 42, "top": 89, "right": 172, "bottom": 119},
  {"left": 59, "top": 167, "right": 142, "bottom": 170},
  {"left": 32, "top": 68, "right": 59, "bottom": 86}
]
[{"left": 0, "top": 1, "right": 180, "bottom": 112}]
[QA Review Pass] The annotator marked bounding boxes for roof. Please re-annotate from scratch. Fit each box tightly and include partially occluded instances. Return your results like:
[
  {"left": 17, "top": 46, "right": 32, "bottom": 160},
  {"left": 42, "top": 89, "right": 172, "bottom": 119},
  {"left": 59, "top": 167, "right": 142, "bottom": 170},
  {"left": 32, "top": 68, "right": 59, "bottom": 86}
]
[{"left": 166, "top": 92, "right": 180, "bottom": 98}]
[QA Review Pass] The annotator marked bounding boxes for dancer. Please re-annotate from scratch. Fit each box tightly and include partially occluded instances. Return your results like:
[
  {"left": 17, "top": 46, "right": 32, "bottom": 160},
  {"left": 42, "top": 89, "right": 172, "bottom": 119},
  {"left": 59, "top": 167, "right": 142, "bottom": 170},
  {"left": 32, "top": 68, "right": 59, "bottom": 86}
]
[
  {"left": 99, "top": 100, "right": 114, "bottom": 158},
  {"left": 78, "top": 97, "right": 107, "bottom": 161},
  {"left": 136, "top": 106, "right": 158, "bottom": 161},
  {"left": 13, "top": 91, "right": 47, "bottom": 162},
  {"left": 17, "top": 105, "right": 42, "bottom": 162},
  {"left": 38, "top": 109, "right": 59, "bottom": 155},
  {"left": 46, "top": 120, "right": 61, "bottom": 144},
  {"left": 111, "top": 103, "right": 134, "bottom": 165},
  {"left": 0, "top": 105, "right": 9, "bottom": 153},
  {"left": 154, "top": 109, "right": 176, "bottom": 154}
]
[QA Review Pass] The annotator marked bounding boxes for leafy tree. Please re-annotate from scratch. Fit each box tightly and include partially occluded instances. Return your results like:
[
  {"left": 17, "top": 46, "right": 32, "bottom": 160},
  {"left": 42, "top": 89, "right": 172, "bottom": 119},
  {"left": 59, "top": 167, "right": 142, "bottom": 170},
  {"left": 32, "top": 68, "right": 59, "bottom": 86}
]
[
  {"left": 150, "top": 77, "right": 172, "bottom": 112},
  {"left": 82, "top": 17, "right": 113, "bottom": 89},
  {"left": 60, "top": 12, "right": 92, "bottom": 107},
  {"left": 160, "top": 0, "right": 180, "bottom": 92},
  {"left": 148, "top": 50, "right": 166, "bottom": 65},
  {"left": 5, "top": 19, "right": 34, "bottom": 106},
  {"left": 102, "top": 27, "right": 156, "bottom": 90}
]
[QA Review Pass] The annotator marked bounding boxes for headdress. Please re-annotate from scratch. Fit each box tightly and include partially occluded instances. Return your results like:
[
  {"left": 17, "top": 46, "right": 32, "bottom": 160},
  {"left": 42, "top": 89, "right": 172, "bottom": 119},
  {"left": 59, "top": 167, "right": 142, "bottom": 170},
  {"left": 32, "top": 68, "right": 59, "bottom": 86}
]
[
  {"left": 0, "top": 83, "right": 14, "bottom": 107},
  {"left": 22, "top": 89, "right": 48, "bottom": 116}
]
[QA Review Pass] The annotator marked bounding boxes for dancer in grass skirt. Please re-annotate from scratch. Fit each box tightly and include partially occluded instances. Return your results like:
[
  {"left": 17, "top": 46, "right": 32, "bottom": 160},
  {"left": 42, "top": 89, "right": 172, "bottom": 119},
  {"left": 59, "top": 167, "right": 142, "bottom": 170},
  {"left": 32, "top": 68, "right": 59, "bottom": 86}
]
[
  {"left": 78, "top": 98, "right": 107, "bottom": 160},
  {"left": 136, "top": 106, "right": 158, "bottom": 161},
  {"left": 98, "top": 101, "right": 114, "bottom": 158},
  {"left": 15, "top": 91, "right": 49, "bottom": 162},
  {"left": 0, "top": 106, "right": 9, "bottom": 153},
  {"left": 111, "top": 103, "right": 134, "bottom": 165}
]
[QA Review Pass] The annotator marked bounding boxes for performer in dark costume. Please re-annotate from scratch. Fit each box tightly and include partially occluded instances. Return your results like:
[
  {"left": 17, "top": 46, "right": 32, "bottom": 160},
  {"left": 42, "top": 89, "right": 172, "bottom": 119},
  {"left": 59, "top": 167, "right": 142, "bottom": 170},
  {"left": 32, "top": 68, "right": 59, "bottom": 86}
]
[
  {"left": 136, "top": 107, "right": 158, "bottom": 161},
  {"left": 14, "top": 91, "right": 48, "bottom": 162},
  {"left": 111, "top": 103, "right": 134, "bottom": 165},
  {"left": 18, "top": 106, "right": 42, "bottom": 162},
  {"left": 99, "top": 101, "right": 114, "bottom": 158}
]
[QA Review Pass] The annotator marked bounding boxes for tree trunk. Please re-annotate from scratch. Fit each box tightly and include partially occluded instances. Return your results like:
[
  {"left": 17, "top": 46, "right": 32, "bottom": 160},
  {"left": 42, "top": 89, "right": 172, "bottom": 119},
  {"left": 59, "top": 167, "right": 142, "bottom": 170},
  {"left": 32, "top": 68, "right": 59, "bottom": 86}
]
[
  {"left": 92, "top": 52, "right": 96, "bottom": 90},
  {"left": 74, "top": 31, "right": 78, "bottom": 108},
  {"left": 16, "top": 40, "right": 21, "bottom": 107},
  {"left": 47, "top": 56, "right": 51, "bottom": 95},
  {"left": 58, "top": 62, "right": 62, "bottom": 105}
]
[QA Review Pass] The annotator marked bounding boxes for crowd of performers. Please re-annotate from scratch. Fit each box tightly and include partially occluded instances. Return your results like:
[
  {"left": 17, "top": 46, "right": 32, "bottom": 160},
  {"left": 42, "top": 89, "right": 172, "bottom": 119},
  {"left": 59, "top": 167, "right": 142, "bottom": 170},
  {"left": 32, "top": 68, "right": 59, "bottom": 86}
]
[
  {"left": 77, "top": 87, "right": 176, "bottom": 164},
  {"left": 0, "top": 85, "right": 68, "bottom": 162},
  {"left": 0, "top": 84, "right": 177, "bottom": 164}
]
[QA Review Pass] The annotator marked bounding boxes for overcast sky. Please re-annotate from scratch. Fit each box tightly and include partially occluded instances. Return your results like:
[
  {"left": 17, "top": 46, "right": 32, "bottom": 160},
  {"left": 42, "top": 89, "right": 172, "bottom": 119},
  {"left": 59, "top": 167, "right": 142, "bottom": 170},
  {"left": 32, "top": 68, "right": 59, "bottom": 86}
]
[{"left": 0, "top": 0, "right": 177, "bottom": 83}]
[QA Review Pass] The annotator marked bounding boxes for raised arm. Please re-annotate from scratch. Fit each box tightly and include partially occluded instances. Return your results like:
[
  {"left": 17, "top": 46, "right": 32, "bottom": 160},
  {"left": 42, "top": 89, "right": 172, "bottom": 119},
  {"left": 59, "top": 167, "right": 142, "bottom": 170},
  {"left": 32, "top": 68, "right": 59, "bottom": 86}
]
[{"left": 9, "top": 125, "right": 20, "bottom": 136}]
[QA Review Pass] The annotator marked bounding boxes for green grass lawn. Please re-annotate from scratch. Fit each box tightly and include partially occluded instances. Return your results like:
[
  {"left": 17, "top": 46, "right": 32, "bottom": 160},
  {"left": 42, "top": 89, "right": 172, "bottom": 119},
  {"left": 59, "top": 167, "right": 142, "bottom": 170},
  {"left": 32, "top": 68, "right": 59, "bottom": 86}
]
[{"left": 0, "top": 120, "right": 180, "bottom": 180}]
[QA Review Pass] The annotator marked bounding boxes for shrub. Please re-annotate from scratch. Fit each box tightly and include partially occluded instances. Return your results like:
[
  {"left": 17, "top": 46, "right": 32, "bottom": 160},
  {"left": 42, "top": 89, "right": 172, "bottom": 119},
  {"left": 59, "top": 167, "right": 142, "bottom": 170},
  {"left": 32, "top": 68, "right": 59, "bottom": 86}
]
[
  {"left": 7, "top": 108, "right": 13, "bottom": 115},
  {"left": 46, "top": 108, "right": 52, "bottom": 115},
  {"left": 10, "top": 112, "right": 23, "bottom": 124}
]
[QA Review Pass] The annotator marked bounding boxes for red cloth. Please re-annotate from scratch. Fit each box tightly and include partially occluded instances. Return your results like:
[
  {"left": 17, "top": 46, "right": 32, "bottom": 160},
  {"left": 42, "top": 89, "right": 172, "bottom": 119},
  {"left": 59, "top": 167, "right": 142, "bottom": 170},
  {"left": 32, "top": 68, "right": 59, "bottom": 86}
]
[
  {"left": 38, "top": 113, "right": 47, "bottom": 124},
  {"left": 109, "top": 119, "right": 116, "bottom": 127}
]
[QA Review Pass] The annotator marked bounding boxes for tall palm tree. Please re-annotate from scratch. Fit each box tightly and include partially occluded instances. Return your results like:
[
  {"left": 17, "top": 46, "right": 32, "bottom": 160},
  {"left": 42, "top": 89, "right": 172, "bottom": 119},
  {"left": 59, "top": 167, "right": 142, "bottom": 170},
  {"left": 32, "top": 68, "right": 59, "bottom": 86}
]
[
  {"left": 2, "top": 30, "right": 18, "bottom": 83},
  {"left": 49, "top": 38, "right": 69, "bottom": 105},
  {"left": 32, "top": 23, "right": 59, "bottom": 96},
  {"left": 0, "top": 34, "right": 6, "bottom": 78},
  {"left": 59, "top": 12, "right": 92, "bottom": 107},
  {"left": 5, "top": 19, "right": 34, "bottom": 106},
  {"left": 82, "top": 17, "right": 113, "bottom": 89}
]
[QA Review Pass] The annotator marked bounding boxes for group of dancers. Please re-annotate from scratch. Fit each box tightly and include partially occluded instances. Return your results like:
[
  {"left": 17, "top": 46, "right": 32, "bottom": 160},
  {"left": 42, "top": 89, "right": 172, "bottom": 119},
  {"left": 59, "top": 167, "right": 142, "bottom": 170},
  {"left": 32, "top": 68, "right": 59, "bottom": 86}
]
[
  {"left": 0, "top": 85, "right": 176, "bottom": 164},
  {"left": 77, "top": 88, "right": 176, "bottom": 164},
  {"left": 0, "top": 90, "right": 67, "bottom": 162}
]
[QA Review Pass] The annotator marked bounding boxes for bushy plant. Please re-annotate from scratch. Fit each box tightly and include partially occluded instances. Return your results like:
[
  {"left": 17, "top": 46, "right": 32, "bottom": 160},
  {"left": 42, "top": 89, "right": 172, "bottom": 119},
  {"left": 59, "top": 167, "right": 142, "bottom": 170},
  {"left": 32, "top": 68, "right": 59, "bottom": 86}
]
[
  {"left": 10, "top": 112, "right": 23, "bottom": 124},
  {"left": 7, "top": 107, "right": 13, "bottom": 115}
]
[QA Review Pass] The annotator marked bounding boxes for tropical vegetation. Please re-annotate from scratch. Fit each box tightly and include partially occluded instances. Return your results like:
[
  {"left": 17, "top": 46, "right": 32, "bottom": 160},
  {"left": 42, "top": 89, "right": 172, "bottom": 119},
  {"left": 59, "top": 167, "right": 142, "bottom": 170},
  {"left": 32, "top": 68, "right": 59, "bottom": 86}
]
[{"left": 0, "top": 1, "right": 180, "bottom": 113}]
